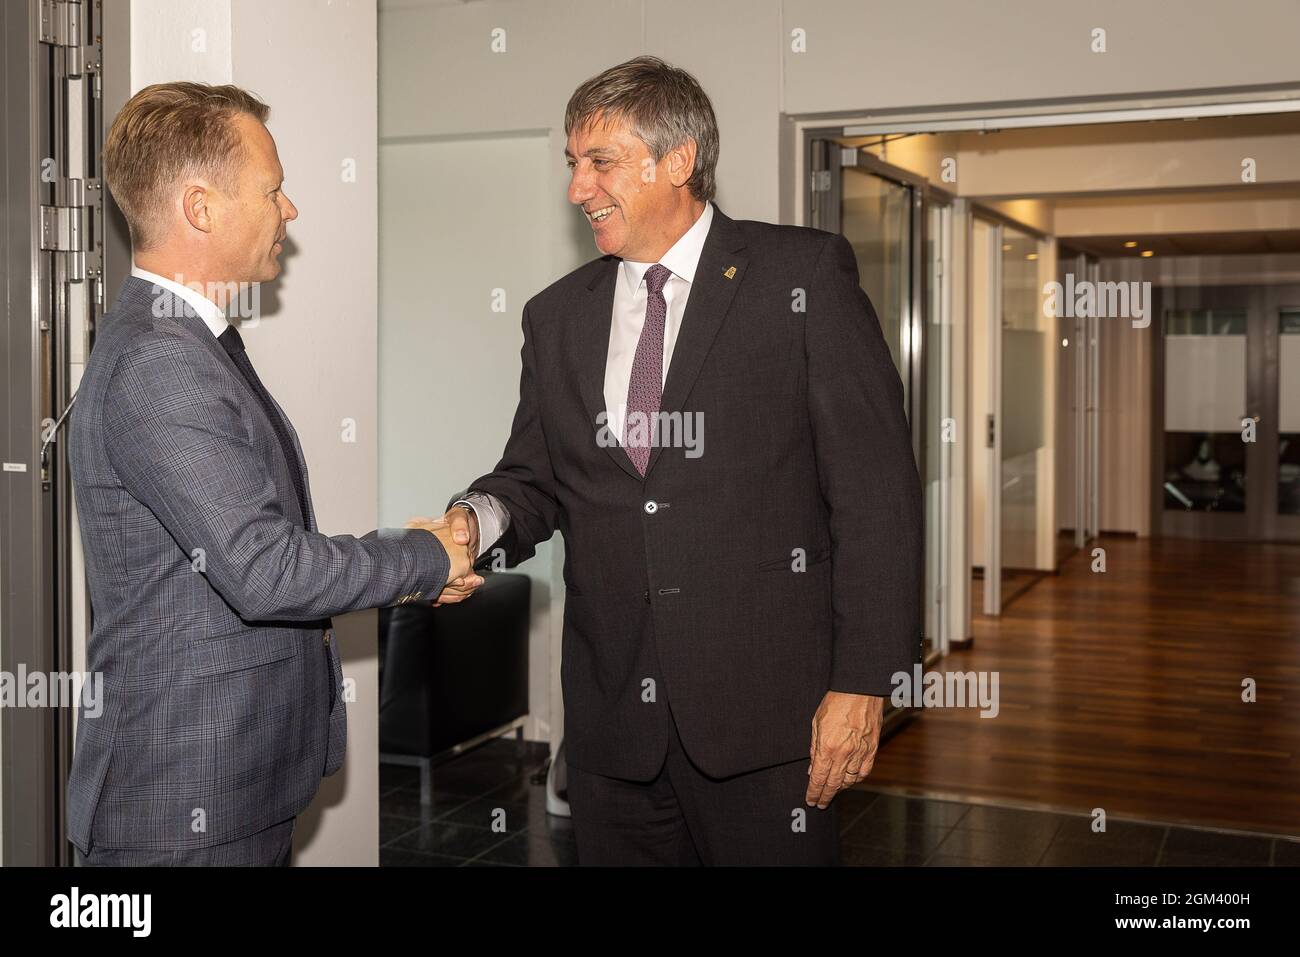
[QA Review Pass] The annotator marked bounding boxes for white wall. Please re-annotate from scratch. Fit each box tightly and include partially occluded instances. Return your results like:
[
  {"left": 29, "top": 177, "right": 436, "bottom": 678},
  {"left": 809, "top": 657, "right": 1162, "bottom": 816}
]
[
  {"left": 130, "top": 0, "right": 232, "bottom": 87},
  {"left": 377, "top": 132, "right": 565, "bottom": 745},
  {"left": 781, "top": 0, "right": 1300, "bottom": 116}
]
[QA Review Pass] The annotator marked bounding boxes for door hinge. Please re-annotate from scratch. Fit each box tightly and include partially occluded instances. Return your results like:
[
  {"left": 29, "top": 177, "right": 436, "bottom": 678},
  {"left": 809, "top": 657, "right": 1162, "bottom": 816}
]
[
  {"left": 39, "top": 0, "right": 82, "bottom": 47},
  {"left": 41, "top": 204, "right": 94, "bottom": 281},
  {"left": 810, "top": 170, "right": 831, "bottom": 193},
  {"left": 40, "top": 205, "right": 88, "bottom": 253}
]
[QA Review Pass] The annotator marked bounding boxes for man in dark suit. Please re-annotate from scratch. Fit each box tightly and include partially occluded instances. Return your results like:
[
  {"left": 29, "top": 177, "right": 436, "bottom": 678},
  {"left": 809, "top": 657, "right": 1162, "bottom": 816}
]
[
  {"left": 68, "top": 82, "right": 476, "bottom": 865},
  {"left": 439, "top": 56, "right": 922, "bottom": 865}
]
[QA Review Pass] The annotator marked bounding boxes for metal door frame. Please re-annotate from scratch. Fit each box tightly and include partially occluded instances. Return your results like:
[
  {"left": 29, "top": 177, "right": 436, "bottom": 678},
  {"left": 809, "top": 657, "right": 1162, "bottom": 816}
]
[
  {"left": 979, "top": 219, "right": 1003, "bottom": 615},
  {"left": 807, "top": 139, "right": 958, "bottom": 655},
  {"left": 1, "top": 0, "right": 103, "bottom": 866}
]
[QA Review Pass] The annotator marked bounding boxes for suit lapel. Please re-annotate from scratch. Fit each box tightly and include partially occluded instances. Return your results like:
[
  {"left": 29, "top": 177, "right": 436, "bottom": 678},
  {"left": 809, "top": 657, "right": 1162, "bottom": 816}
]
[
  {"left": 645, "top": 208, "right": 748, "bottom": 477},
  {"left": 575, "top": 258, "right": 644, "bottom": 482}
]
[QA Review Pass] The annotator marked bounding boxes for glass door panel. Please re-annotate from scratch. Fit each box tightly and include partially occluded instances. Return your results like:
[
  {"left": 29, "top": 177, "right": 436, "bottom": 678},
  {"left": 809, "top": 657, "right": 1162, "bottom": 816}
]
[
  {"left": 1278, "top": 308, "right": 1300, "bottom": 518},
  {"left": 1162, "top": 308, "right": 1248, "bottom": 514},
  {"left": 999, "top": 226, "right": 1045, "bottom": 606},
  {"left": 1156, "top": 284, "right": 1300, "bottom": 541},
  {"left": 922, "top": 201, "right": 952, "bottom": 660},
  {"left": 842, "top": 167, "right": 912, "bottom": 404}
]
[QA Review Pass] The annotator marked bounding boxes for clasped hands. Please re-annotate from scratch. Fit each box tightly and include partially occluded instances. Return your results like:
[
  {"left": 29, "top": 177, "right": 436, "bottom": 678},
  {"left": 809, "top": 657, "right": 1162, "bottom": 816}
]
[{"left": 406, "top": 506, "right": 484, "bottom": 605}]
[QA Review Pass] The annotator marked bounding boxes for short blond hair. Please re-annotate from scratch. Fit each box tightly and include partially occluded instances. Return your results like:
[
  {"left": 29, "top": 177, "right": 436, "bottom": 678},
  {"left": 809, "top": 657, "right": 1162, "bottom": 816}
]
[{"left": 103, "top": 82, "right": 269, "bottom": 250}]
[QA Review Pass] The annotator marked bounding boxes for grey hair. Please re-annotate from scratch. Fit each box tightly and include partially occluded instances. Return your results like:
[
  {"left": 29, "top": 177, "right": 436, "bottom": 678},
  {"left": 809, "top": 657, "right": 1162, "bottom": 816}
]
[{"left": 564, "top": 56, "right": 719, "bottom": 202}]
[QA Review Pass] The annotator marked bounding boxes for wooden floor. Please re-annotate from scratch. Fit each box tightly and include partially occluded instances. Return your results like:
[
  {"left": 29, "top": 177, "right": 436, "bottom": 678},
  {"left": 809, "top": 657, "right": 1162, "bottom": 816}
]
[{"left": 871, "top": 536, "right": 1300, "bottom": 837}]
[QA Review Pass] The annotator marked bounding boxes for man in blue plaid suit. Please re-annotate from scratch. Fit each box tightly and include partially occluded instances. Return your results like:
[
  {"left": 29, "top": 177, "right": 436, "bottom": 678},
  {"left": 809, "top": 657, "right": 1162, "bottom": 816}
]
[{"left": 67, "top": 82, "right": 479, "bottom": 866}]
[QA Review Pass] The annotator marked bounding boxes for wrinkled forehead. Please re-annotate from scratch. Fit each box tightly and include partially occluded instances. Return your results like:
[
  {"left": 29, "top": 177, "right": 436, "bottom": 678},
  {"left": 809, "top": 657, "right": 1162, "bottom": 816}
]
[{"left": 565, "top": 110, "right": 642, "bottom": 155}]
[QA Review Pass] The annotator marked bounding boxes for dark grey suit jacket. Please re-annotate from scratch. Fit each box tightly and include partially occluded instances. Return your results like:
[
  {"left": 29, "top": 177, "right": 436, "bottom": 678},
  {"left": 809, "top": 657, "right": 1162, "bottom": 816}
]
[
  {"left": 68, "top": 276, "right": 448, "bottom": 853},
  {"left": 464, "top": 207, "right": 923, "bottom": 782}
]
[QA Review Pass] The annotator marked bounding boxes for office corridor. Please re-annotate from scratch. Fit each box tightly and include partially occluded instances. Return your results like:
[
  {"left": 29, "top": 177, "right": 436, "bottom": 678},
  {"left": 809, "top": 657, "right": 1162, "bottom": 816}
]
[{"left": 868, "top": 536, "right": 1300, "bottom": 837}]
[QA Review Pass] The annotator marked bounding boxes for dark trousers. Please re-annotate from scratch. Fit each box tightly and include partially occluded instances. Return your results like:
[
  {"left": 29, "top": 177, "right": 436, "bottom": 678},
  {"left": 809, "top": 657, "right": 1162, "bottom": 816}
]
[
  {"left": 567, "top": 708, "right": 840, "bottom": 866},
  {"left": 78, "top": 817, "right": 296, "bottom": 867}
]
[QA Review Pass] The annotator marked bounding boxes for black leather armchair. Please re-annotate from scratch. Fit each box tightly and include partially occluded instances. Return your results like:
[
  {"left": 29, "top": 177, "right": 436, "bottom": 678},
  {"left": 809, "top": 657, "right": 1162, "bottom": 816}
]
[{"left": 379, "top": 572, "right": 531, "bottom": 804}]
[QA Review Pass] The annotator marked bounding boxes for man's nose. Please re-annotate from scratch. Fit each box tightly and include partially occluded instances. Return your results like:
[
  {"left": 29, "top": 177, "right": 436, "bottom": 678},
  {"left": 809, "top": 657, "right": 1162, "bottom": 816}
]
[
  {"left": 282, "top": 193, "right": 299, "bottom": 221},
  {"left": 568, "top": 168, "right": 594, "bottom": 206}
]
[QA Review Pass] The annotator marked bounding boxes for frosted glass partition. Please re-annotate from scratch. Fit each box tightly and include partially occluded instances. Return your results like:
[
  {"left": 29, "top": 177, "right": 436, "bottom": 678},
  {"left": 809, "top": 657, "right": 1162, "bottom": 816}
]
[
  {"left": 1280, "top": 309, "right": 1300, "bottom": 515},
  {"left": 999, "top": 226, "right": 1043, "bottom": 572},
  {"left": 1162, "top": 309, "right": 1247, "bottom": 512},
  {"left": 923, "top": 202, "right": 951, "bottom": 658},
  {"left": 843, "top": 169, "right": 912, "bottom": 395}
]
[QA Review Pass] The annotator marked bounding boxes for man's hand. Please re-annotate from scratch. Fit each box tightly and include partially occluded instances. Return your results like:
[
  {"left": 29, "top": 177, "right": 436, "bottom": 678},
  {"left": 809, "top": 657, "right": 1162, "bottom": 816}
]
[
  {"left": 405, "top": 511, "right": 483, "bottom": 603},
  {"left": 445, "top": 504, "right": 480, "bottom": 557},
  {"left": 806, "top": 691, "right": 883, "bottom": 809},
  {"left": 431, "top": 505, "right": 483, "bottom": 605}
]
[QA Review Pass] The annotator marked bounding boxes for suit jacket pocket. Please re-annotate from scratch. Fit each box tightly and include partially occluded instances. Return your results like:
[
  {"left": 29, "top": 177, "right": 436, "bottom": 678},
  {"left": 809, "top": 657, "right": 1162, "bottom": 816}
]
[{"left": 188, "top": 628, "right": 302, "bottom": 677}]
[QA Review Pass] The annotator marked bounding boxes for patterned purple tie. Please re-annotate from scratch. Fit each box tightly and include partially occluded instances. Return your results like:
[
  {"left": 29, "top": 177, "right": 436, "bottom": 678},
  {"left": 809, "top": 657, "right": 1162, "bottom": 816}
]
[{"left": 624, "top": 263, "right": 672, "bottom": 476}]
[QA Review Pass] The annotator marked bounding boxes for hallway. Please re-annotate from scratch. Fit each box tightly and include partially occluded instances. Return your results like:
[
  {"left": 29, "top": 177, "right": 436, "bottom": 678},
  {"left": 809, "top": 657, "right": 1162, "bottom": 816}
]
[{"left": 870, "top": 537, "right": 1300, "bottom": 837}]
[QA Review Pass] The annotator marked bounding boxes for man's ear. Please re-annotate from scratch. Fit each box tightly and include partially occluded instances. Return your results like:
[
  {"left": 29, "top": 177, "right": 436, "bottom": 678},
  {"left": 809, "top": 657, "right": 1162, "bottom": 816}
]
[
  {"left": 181, "top": 182, "right": 214, "bottom": 235},
  {"left": 666, "top": 138, "right": 697, "bottom": 189}
]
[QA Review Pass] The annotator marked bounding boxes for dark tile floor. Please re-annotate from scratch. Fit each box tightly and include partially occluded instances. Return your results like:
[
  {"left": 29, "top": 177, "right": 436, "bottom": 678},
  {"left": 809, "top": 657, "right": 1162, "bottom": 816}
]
[{"left": 379, "top": 737, "right": 1300, "bottom": 867}]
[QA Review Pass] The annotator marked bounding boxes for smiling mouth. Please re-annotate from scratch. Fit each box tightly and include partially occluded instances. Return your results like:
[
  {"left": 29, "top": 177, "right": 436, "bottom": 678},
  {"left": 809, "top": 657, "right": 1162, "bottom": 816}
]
[{"left": 586, "top": 205, "right": 616, "bottom": 224}]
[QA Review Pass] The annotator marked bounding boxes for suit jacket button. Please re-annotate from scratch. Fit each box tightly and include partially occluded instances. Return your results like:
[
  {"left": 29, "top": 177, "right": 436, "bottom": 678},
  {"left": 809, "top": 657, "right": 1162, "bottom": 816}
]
[{"left": 643, "top": 500, "right": 657, "bottom": 514}]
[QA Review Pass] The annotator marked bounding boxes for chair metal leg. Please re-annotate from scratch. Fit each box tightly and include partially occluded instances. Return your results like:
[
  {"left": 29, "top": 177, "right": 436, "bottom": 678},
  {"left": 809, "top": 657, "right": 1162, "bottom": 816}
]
[{"left": 419, "top": 757, "right": 433, "bottom": 808}]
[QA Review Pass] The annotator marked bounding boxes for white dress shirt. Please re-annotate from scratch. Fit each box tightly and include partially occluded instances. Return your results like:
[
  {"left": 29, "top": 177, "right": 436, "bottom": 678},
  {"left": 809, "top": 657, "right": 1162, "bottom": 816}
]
[
  {"left": 460, "top": 203, "right": 716, "bottom": 558},
  {"left": 131, "top": 265, "right": 231, "bottom": 338}
]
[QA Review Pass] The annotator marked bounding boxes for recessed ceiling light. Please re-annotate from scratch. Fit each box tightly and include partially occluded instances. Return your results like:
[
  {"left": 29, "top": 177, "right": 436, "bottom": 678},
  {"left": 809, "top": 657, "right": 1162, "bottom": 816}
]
[
  {"left": 1123, "top": 241, "right": 1138, "bottom": 248},
  {"left": 1141, "top": 250, "right": 1155, "bottom": 257},
  {"left": 1026, "top": 253, "right": 1038, "bottom": 261}
]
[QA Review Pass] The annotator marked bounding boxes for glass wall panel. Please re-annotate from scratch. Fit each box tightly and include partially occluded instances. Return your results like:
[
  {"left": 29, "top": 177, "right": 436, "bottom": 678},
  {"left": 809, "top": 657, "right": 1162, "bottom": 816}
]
[
  {"left": 1162, "top": 309, "right": 1248, "bottom": 512},
  {"left": 1280, "top": 309, "right": 1300, "bottom": 515},
  {"left": 842, "top": 169, "right": 912, "bottom": 396},
  {"left": 999, "top": 227, "right": 1043, "bottom": 578}
]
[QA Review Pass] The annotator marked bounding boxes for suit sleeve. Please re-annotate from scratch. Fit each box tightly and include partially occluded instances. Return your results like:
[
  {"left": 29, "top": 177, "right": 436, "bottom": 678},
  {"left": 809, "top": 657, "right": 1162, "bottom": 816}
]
[
  {"left": 102, "top": 332, "right": 451, "bottom": 622},
  {"left": 806, "top": 232, "right": 924, "bottom": 696},
  {"left": 451, "top": 301, "right": 561, "bottom": 568}
]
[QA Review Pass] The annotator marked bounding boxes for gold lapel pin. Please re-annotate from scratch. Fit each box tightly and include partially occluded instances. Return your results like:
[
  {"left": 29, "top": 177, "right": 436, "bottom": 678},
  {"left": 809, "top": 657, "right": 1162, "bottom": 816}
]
[{"left": 723, "top": 265, "right": 737, "bottom": 279}]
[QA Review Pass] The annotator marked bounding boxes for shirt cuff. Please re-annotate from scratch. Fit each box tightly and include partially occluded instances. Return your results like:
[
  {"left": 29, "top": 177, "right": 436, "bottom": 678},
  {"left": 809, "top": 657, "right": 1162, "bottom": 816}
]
[{"left": 453, "top": 491, "right": 509, "bottom": 559}]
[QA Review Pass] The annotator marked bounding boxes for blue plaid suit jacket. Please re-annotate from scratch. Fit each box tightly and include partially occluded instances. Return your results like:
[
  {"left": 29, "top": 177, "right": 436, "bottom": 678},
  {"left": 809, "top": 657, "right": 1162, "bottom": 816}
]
[{"left": 67, "top": 276, "right": 448, "bottom": 853}]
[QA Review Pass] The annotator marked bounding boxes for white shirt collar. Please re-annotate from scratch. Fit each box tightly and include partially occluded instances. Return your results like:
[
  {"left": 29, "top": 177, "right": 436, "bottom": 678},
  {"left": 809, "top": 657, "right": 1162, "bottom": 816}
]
[
  {"left": 131, "top": 264, "right": 231, "bottom": 338},
  {"left": 620, "top": 201, "right": 715, "bottom": 293}
]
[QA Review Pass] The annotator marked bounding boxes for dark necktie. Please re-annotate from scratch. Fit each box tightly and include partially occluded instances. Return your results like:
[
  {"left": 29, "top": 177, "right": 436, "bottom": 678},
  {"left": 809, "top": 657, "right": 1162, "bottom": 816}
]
[
  {"left": 217, "top": 324, "right": 311, "bottom": 527},
  {"left": 624, "top": 263, "right": 672, "bottom": 476}
]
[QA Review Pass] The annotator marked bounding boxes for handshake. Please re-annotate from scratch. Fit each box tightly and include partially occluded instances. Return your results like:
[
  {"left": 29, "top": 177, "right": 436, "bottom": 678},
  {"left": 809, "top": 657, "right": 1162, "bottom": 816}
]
[{"left": 406, "top": 506, "right": 485, "bottom": 605}]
